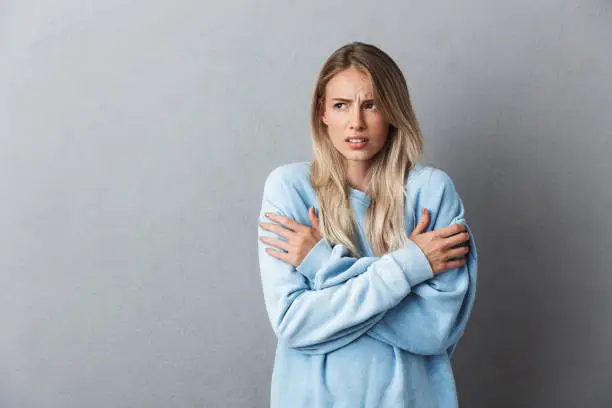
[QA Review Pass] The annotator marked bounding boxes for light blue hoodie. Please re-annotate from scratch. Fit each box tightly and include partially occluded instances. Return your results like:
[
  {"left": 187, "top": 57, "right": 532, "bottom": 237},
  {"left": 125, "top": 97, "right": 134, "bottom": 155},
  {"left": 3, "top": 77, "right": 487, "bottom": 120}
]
[{"left": 257, "top": 161, "right": 478, "bottom": 408}]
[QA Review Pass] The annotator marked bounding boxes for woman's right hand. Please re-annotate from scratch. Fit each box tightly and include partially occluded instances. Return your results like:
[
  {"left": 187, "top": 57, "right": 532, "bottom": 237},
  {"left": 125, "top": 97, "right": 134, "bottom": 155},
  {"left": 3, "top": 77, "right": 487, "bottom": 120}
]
[{"left": 409, "top": 208, "right": 470, "bottom": 275}]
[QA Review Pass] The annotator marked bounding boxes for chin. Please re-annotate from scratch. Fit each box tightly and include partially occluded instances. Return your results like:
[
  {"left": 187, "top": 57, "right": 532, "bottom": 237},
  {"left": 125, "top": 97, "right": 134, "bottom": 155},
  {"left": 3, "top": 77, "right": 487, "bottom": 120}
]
[{"left": 343, "top": 151, "right": 376, "bottom": 161}]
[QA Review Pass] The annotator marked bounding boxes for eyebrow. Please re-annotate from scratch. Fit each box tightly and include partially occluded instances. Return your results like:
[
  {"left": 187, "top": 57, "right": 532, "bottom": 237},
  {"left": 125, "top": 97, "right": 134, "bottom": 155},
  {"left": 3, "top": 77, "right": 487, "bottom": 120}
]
[{"left": 330, "top": 98, "right": 375, "bottom": 103}]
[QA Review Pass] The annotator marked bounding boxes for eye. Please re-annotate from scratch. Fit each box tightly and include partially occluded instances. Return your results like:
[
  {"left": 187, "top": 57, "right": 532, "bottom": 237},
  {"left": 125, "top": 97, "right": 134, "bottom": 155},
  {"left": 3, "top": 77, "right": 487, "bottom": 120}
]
[
  {"left": 364, "top": 101, "right": 377, "bottom": 110},
  {"left": 333, "top": 102, "right": 347, "bottom": 110}
]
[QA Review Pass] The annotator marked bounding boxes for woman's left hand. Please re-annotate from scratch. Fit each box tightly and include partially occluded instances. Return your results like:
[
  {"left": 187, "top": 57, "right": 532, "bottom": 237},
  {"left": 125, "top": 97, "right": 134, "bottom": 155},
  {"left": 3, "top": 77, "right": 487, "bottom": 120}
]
[{"left": 259, "top": 207, "right": 322, "bottom": 267}]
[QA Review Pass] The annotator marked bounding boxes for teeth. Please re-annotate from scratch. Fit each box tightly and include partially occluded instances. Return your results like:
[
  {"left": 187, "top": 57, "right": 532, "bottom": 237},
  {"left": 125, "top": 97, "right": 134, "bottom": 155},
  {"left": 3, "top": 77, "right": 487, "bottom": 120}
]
[{"left": 348, "top": 139, "right": 367, "bottom": 142}]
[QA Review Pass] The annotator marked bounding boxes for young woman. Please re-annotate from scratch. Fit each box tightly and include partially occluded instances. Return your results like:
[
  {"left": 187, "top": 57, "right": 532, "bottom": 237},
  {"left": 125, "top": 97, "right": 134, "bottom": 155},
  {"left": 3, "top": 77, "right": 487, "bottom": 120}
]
[{"left": 257, "top": 41, "right": 478, "bottom": 408}]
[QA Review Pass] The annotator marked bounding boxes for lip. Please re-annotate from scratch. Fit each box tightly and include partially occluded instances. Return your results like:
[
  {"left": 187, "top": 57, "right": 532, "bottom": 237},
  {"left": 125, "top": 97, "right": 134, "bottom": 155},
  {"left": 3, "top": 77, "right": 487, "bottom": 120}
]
[{"left": 345, "top": 139, "right": 369, "bottom": 150}]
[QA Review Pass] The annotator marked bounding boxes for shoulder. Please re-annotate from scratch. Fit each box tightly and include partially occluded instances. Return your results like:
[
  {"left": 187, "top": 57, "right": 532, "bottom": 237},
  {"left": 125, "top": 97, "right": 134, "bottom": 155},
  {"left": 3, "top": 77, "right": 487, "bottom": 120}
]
[
  {"left": 264, "top": 161, "right": 458, "bottom": 197},
  {"left": 265, "top": 161, "right": 310, "bottom": 185},
  {"left": 264, "top": 161, "right": 456, "bottom": 195},
  {"left": 262, "top": 161, "right": 311, "bottom": 201},
  {"left": 425, "top": 165, "right": 457, "bottom": 193},
  {"left": 407, "top": 162, "right": 455, "bottom": 190},
  {"left": 417, "top": 165, "right": 465, "bottom": 227},
  {"left": 406, "top": 162, "right": 457, "bottom": 195}
]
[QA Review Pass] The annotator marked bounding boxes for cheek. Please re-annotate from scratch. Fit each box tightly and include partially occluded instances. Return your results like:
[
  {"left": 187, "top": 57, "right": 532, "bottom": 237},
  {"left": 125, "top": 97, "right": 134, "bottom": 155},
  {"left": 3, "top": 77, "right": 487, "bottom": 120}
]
[
  {"left": 325, "top": 112, "right": 345, "bottom": 129},
  {"left": 366, "top": 116, "right": 389, "bottom": 135}
]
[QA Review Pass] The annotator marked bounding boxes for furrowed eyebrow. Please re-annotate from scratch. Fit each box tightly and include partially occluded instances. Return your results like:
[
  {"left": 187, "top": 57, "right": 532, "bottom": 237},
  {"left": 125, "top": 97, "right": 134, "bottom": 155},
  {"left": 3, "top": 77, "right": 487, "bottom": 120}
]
[{"left": 330, "top": 98, "right": 375, "bottom": 103}]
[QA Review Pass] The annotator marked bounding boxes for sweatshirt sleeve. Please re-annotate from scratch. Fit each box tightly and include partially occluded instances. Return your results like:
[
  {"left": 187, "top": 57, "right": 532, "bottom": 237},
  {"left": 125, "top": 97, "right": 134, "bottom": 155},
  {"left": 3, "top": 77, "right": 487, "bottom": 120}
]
[
  {"left": 367, "top": 169, "right": 478, "bottom": 356},
  {"left": 292, "top": 168, "right": 478, "bottom": 357},
  {"left": 366, "top": 169, "right": 478, "bottom": 357},
  {"left": 256, "top": 167, "right": 435, "bottom": 354}
]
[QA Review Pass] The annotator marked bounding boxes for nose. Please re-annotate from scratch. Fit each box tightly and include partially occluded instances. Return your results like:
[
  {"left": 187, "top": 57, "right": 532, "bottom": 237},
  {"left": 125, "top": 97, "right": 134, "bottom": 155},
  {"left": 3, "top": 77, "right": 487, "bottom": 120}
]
[{"left": 348, "top": 106, "right": 365, "bottom": 130}]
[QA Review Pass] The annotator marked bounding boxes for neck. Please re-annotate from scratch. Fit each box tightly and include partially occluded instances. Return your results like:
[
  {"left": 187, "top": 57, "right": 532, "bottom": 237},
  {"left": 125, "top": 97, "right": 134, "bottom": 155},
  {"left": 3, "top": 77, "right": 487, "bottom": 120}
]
[{"left": 345, "top": 159, "right": 372, "bottom": 193}]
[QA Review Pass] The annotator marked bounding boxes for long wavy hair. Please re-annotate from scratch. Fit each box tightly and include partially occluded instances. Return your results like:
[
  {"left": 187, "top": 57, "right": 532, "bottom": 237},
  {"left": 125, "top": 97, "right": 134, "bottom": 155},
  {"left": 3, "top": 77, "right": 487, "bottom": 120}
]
[{"left": 310, "top": 41, "right": 425, "bottom": 258}]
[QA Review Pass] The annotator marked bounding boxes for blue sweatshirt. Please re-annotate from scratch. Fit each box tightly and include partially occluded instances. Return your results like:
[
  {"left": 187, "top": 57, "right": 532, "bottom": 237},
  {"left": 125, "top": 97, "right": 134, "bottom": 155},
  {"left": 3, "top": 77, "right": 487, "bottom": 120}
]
[{"left": 256, "top": 161, "right": 478, "bottom": 408}]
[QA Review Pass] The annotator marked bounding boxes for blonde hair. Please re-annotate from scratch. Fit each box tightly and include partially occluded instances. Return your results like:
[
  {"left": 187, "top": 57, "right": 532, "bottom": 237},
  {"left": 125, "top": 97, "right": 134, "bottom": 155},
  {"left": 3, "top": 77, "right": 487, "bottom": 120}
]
[{"left": 309, "top": 41, "right": 425, "bottom": 257}]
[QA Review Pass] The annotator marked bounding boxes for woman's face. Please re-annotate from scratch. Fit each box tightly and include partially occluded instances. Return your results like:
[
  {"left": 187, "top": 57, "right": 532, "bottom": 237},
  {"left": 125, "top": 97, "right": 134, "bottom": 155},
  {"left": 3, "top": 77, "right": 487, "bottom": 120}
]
[{"left": 321, "top": 67, "right": 390, "bottom": 163}]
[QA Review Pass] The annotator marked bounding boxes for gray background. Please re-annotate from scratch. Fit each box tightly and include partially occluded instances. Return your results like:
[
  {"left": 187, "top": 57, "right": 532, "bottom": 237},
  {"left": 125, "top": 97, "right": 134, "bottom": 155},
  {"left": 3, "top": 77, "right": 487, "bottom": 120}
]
[{"left": 1, "top": 0, "right": 610, "bottom": 407}]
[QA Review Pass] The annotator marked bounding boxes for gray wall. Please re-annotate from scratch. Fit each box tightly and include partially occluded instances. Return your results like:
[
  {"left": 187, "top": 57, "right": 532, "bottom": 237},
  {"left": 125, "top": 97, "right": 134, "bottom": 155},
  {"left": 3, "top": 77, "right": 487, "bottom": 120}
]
[{"left": 1, "top": 1, "right": 610, "bottom": 407}]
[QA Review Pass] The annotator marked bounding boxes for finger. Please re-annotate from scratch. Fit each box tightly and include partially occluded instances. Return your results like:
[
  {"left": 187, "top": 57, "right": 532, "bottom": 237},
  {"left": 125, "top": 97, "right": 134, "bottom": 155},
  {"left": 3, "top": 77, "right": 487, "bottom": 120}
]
[
  {"left": 444, "top": 231, "right": 470, "bottom": 248},
  {"left": 309, "top": 207, "right": 320, "bottom": 230},
  {"left": 265, "top": 212, "right": 305, "bottom": 232},
  {"left": 259, "top": 236, "right": 290, "bottom": 252},
  {"left": 435, "top": 222, "right": 467, "bottom": 238},
  {"left": 259, "top": 222, "right": 293, "bottom": 240},
  {"left": 412, "top": 208, "right": 430, "bottom": 235},
  {"left": 265, "top": 247, "right": 290, "bottom": 263},
  {"left": 443, "top": 245, "right": 470, "bottom": 261},
  {"left": 308, "top": 207, "right": 316, "bottom": 227},
  {"left": 443, "top": 258, "right": 467, "bottom": 270}
]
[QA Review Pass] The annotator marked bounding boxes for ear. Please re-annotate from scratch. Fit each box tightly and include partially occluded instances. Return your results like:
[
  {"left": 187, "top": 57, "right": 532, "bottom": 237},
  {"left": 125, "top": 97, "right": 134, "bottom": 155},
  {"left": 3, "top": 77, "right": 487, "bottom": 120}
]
[{"left": 318, "top": 97, "right": 328, "bottom": 126}]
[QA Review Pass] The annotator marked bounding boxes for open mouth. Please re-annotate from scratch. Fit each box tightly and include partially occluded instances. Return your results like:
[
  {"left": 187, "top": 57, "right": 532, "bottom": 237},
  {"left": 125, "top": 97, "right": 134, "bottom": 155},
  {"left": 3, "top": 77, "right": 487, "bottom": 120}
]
[
  {"left": 345, "top": 137, "right": 369, "bottom": 149},
  {"left": 345, "top": 137, "right": 369, "bottom": 143}
]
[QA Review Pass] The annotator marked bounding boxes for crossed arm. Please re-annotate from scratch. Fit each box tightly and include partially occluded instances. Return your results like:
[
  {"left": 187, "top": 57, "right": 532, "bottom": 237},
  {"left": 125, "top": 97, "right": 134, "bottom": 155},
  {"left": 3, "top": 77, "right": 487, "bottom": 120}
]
[{"left": 257, "top": 168, "right": 478, "bottom": 356}]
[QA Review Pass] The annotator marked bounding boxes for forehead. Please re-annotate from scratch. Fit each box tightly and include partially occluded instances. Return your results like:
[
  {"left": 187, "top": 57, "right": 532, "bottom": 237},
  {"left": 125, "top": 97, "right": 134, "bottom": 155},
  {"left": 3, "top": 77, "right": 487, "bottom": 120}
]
[{"left": 325, "top": 68, "right": 374, "bottom": 98}]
